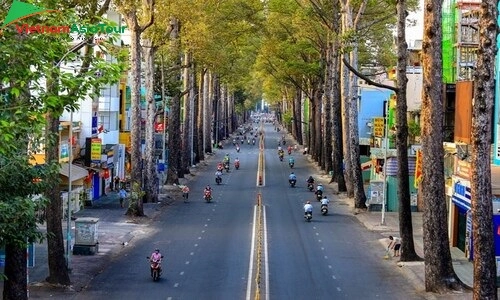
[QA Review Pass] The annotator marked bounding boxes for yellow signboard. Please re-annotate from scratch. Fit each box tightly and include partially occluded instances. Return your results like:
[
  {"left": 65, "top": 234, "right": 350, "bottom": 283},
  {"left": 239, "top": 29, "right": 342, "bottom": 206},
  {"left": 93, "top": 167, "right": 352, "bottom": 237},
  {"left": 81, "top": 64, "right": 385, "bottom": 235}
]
[
  {"left": 91, "top": 138, "right": 102, "bottom": 162},
  {"left": 373, "top": 117, "right": 385, "bottom": 137}
]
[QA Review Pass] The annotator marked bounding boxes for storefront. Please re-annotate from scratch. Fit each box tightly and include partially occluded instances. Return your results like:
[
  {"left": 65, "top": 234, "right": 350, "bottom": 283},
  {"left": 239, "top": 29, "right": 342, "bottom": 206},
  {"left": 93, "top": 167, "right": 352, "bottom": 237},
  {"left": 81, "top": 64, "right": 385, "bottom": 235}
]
[{"left": 450, "top": 178, "right": 472, "bottom": 258}]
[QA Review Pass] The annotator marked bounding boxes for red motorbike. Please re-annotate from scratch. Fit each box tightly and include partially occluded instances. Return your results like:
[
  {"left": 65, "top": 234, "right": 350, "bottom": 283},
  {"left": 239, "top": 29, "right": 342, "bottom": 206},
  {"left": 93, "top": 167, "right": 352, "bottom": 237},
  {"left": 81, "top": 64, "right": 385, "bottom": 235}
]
[
  {"left": 204, "top": 190, "right": 212, "bottom": 203},
  {"left": 234, "top": 161, "right": 240, "bottom": 170},
  {"left": 147, "top": 257, "right": 163, "bottom": 281}
]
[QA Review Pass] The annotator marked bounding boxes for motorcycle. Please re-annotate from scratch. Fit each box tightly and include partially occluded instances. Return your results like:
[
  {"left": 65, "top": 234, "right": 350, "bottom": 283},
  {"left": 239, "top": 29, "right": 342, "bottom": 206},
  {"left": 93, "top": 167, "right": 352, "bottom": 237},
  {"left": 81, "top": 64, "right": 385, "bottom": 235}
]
[
  {"left": 204, "top": 190, "right": 212, "bottom": 202},
  {"left": 236, "top": 146, "right": 240, "bottom": 152},
  {"left": 147, "top": 257, "right": 163, "bottom": 281},
  {"left": 304, "top": 212, "right": 312, "bottom": 222},
  {"left": 315, "top": 190, "right": 323, "bottom": 201},
  {"left": 234, "top": 161, "right": 240, "bottom": 170},
  {"left": 289, "top": 161, "right": 294, "bottom": 168},
  {"left": 215, "top": 175, "right": 222, "bottom": 185},
  {"left": 224, "top": 162, "right": 230, "bottom": 172},
  {"left": 307, "top": 182, "right": 314, "bottom": 191},
  {"left": 279, "top": 155, "right": 284, "bottom": 162},
  {"left": 321, "top": 204, "right": 328, "bottom": 215},
  {"left": 289, "top": 179, "right": 296, "bottom": 187},
  {"left": 288, "top": 149, "right": 292, "bottom": 155}
]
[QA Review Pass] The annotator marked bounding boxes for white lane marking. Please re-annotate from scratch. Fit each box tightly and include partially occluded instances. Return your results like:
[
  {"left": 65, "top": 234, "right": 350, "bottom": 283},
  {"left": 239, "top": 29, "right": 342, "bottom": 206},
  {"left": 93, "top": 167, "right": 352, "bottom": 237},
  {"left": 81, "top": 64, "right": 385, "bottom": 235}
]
[
  {"left": 328, "top": 265, "right": 332, "bottom": 269},
  {"left": 315, "top": 232, "right": 319, "bottom": 236},
  {"left": 185, "top": 261, "right": 190, "bottom": 265},
  {"left": 204, "top": 224, "right": 208, "bottom": 227},
  {"left": 194, "top": 244, "right": 198, "bottom": 247},
  {"left": 318, "top": 239, "right": 322, "bottom": 243},
  {"left": 198, "top": 236, "right": 202, "bottom": 240},
  {"left": 207, "top": 219, "right": 211, "bottom": 221},
  {"left": 202, "top": 230, "right": 205, "bottom": 233},
  {"left": 263, "top": 206, "right": 270, "bottom": 300},
  {"left": 167, "top": 297, "right": 172, "bottom": 300},
  {"left": 324, "top": 255, "right": 328, "bottom": 259},
  {"left": 337, "top": 287, "right": 342, "bottom": 292},
  {"left": 180, "top": 271, "right": 184, "bottom": 275},
  {"left": 321, "top": 247, "right": 325, "bottom": 251},
  {"left": 190, "top": 252, "right": 194, "bottom": 256},
  {"left": 245, "top": 206, "right": 257, "bottom": 300},
  {"left": 332, "top": 275, "right": 336, "bottom": 279},
  {"left": 174, "top": 283, "right": 179, "bottom": 288}
]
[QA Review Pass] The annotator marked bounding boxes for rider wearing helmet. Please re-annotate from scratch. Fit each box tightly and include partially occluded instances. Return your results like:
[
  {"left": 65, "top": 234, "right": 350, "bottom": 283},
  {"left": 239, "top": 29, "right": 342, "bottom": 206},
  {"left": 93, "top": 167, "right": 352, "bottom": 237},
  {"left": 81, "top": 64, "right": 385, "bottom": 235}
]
[
  {"left": 304, "top": 201, "right": 313, "bottom": 215},
  {"left": 289, "top": 172, "right": 297, "bottom": 181},
  {"left": 307, "top": 176, "right": 314, "bottom": 184},
  {"left": 223, "top": 153, "right": 230, "bottom": 164},
  {"left": 316, "top": 183, "right": 324, "bottom": 192},
  {"left": 150, "top": 248, "right": 163, "bottom": 277}
]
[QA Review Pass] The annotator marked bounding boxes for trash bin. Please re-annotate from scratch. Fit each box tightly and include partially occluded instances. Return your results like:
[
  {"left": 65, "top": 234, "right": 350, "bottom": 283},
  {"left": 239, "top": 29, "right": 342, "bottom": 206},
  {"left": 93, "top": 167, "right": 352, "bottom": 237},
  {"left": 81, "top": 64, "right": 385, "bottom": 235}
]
[{"left": 73, "top": 217, "right": 99, "bottom": 255}]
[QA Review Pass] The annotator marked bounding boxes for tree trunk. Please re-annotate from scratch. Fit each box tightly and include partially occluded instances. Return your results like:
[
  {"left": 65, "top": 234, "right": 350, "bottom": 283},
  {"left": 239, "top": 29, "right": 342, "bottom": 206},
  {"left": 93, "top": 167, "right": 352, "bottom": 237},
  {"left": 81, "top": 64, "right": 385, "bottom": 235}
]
[
  {"left": 395, "top": 0, "right": 420, "bottom": 262},
  {"left": 197, "top": 69, "right": 206, "bottom": 159},
  {"left": 330, "top": 6, "right": 346, "bottom": 191},
  {"left": 294, "top": 88, "right": 303, "bottom": 145},
  {"left": 2, "top": 243, "right": 27, "bottom": 300},
  {"left": 182, "top": 51, "right": 192, "bottom": 172},
  {"left": 142, "top": 38, "right": 158, "bottom": 203},
  {"left": 471, "top": 0, "right": 497, "bottom": 298},
  {"left": 203, "top": 70, "right": 212, "bottom": 153},
  {"left": 323, "top": 38, "right": 333, "bottom": 174},
  {"left": 123, "top": 15, "right": 145, "bottom": 216},
  {"left": 44, "top": 113, "right": 71, "bottom": 285},
  {"left": 421, "top": 0, "right": 461, "bottom": 292}
]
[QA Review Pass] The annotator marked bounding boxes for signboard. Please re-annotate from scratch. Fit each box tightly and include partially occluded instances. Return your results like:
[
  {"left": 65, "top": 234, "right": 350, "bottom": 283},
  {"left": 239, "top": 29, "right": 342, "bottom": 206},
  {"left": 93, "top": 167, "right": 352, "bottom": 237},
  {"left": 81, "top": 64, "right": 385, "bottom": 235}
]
[
  {"left": 90, "top": 138, "right": 102, "bottom": 163},
  {"left": 373, "top": 117, "right": 385, "bottom": 137},
  {"left": 60, "top": 143, "right": 69, "bottom": 162},
  {"left": 414, "top": 149, "right": 422, "bottom": 187}
]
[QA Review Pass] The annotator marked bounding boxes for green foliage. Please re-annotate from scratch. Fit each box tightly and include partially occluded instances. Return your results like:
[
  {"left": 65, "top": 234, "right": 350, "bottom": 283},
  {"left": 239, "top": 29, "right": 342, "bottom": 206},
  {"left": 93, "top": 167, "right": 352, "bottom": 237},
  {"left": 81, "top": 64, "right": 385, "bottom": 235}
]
[{"left": 408, "top": 119, "right": 421, "bottom": 138}]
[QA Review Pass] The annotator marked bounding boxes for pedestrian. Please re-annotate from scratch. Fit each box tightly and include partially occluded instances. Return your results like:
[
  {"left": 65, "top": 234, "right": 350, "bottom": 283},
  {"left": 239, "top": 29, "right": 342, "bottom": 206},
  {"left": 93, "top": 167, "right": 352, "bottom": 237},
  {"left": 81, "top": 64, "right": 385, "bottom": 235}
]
[
  {"left": 182, "top": 185, "right": 190, "bottom": 202},
  {"left": 114, "top": 176, "right": 120, "bottom": 191},
  {"left": 388, "top": 235, "right": 402, "bottom": 257},
  {"left": 119, "top": 188, "right": 127, "bottom": 208}
]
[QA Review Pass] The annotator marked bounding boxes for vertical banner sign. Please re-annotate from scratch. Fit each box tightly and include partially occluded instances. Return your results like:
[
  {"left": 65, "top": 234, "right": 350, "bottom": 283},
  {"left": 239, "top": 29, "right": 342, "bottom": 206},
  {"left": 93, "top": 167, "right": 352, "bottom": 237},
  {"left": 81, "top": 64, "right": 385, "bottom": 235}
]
[
  {"left": 373, "top": 117, "right": 385, "bottom": 137},
  {"left": 414, "top": 149, "right": 422, "bottom": 188},
  {"left": 91, "top": 138, "right": 102, "bottom": 163}
]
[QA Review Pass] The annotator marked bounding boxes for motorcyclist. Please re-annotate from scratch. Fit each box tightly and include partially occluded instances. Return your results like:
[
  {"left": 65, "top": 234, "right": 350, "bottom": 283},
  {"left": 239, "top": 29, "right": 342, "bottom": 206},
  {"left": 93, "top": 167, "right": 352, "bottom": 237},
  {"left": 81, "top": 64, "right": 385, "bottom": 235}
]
[
  {"left": 320, "top": 196, "right": 329, "bottom": 207},
  {"left": 204, "top": 185, "right": 212, "bottom": 193},
  {"left": 316, "top": 183, "right": 324, "bottom": 192},
  {"left": 215, "top": 170, "right": 223, "bottom": 177},
  {"left": 288, "top": 172, "right": 297, "bottom": 183},
  {"left": 217, "top": 162, "right": 223, "bottom": 171},
  {"left": 287, "top": 145, "right": 292, "bottom": 154},
  {"left": 307, "top": 176, "right": 315, "bottom": 184},
  {"left": 288, "top": 156, "right": 295, "bottom": 166},
  {"left": 304, "top": 201, "right": 313, "bottom": 216},
  {"left": 234, "top": 157, "right": 240, "bottom": 166},
  {"left": 150, "top": 248, "right": 162, "bottom": 277},
  {"left": 223, "top": 153, "right": 230, "bottom": 164},
  {"left": 278, "top": 145, "right": 282, "bottom": 152}
]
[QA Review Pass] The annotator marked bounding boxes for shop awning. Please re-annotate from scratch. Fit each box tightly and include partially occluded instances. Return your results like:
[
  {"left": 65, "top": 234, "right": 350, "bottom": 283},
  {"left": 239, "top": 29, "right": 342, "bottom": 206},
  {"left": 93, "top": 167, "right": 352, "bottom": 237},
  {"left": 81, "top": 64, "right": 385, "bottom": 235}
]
[{"left": 59, "top": 163, "right": 88, "bottom": 182}]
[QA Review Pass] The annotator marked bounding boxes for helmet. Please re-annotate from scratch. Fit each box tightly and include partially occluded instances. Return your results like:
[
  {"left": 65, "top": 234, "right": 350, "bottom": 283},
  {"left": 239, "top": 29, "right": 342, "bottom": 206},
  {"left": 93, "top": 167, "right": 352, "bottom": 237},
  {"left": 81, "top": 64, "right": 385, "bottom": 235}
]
[
  {"left": 291, "top": 172, "right": 294, "bottom": 174},
  {"left": 306, "top": 201, "right": 311, "bottom": 204},
  {"left": 155, "top": 248, "right": 160, "bottom": 252},
  {"left": 226, "top": 153, "right": 229, "bottom": 156},
  {"left": 318, "top": 183, "right": 323, "bottom": 186},
  {"left": 323, "top": 196, "right": 327, "bottom": 199}
]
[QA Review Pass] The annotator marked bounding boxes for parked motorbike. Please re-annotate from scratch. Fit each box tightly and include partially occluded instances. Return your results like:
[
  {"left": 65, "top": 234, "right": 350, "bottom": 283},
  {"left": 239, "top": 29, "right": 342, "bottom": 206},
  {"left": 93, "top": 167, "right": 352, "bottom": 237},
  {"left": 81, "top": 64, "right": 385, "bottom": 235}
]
[
  {"left": 204, "top": 190, "right": 212, "bottom": 203},
  {"left": 307, "top": 182, "right": 314, "bottom": 191},
  {"left": 234, "top": 161, "right": 240, "bottom": 170},
  {"left": 289, "top": 179, "right": 296, "bottom": 187},
  {"left": 321, "top": 204, "right": 328, "bottom": 215},
  {"left": 215, "top": 176, "right": 222, "bottom": 185},
  {"left": 146, "top": 257, "right": 163, "bottom": 281},
  {"left": 304, "top": 212, "right": 312, "bottom": 222}
]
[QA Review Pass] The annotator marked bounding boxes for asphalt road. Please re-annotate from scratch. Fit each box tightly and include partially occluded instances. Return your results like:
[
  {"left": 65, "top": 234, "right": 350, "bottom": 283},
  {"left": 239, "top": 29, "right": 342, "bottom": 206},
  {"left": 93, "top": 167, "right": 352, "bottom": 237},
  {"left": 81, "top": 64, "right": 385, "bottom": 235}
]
[{"left": 73, "top": 123, "right": 424, "bottom": 300}]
